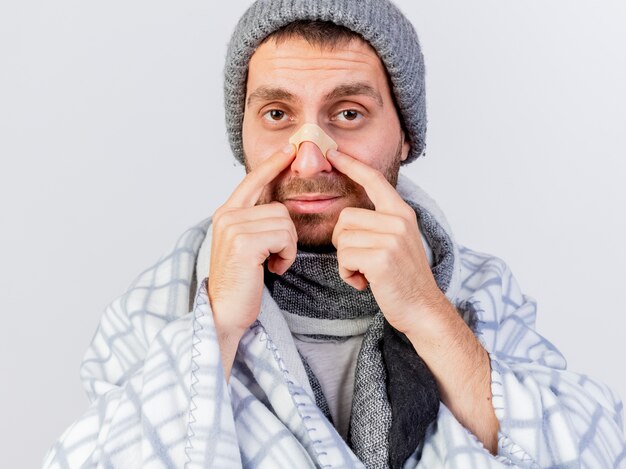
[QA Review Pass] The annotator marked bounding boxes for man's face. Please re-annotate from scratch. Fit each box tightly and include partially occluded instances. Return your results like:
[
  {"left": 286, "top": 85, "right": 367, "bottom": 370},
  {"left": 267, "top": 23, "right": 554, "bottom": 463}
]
[{"left": 242, "top": 36, "right": 410, "bottom": 251}]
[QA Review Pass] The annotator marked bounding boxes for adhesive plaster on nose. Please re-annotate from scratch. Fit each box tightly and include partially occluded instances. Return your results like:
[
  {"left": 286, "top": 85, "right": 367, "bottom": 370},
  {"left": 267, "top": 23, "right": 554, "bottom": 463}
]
[{"left": 288, "top": 123, "right": 338, "bottom": 158}]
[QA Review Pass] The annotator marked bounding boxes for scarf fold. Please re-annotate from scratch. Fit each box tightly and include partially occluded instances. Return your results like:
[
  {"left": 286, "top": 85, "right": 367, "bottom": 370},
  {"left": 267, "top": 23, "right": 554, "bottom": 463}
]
[{"left": 264, "top": 197, "right": 456, "bottom": 468}]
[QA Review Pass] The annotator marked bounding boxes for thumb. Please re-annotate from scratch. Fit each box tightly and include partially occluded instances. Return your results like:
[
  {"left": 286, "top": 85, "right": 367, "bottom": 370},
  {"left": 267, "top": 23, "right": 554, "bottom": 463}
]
[{"left": 266, "top": 253, "right": 295, "bottom": 276}]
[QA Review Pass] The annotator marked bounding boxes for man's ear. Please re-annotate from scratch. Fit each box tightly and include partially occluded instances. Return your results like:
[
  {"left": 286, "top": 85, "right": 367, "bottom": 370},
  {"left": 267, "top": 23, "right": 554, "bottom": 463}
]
[{"left": 400, "top": 130, "right": 411, "bottom": 161}]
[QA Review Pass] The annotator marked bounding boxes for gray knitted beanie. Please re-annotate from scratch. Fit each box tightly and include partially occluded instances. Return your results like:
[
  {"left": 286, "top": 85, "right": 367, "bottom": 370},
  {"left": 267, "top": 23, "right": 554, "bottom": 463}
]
[{"left": 224, "top": 0, "right": 427, "bottom": 166}]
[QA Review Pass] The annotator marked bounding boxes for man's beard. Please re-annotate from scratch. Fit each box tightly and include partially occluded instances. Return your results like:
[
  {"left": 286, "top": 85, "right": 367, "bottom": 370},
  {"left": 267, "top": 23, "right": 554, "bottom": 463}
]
[{"left": 247, "top": 138, "right": 403, "bottom": 252}]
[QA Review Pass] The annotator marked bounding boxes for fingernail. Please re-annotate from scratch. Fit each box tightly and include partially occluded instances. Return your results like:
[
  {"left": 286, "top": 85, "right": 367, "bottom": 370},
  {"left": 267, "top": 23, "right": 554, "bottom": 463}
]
[
  {"left": 282, "top": 143, "right": 295, "bottom": 154},
  {"left": 327, "top": 149, "right": 338, "bottom": 158}
]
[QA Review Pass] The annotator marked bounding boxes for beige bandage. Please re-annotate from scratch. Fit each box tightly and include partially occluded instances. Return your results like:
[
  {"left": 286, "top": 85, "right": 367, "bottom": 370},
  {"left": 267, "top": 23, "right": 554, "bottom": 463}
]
[{"left": 288, "top": 123, "right": 338, "bottom": 158}]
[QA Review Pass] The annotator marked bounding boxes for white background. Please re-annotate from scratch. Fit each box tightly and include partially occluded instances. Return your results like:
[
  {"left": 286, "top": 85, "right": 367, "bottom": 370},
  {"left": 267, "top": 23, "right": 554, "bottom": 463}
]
[{"left": 1, "top": 1, "right": 625, "bottom": 467}]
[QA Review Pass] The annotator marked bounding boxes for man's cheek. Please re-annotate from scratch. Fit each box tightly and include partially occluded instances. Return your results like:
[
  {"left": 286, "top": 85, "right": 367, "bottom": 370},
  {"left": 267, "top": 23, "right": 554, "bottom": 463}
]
[
  {"left": 248, "top": 129, "right": 293, "bottom": 162},
  {"left": 243, "top": 127, "right": 277, "bottom": 167},
  {"left": 331, "top": 132, "right": 386, "bottom": 165},
  {"left": 332, "top": 150, "right": 385, "bottom": 181}
]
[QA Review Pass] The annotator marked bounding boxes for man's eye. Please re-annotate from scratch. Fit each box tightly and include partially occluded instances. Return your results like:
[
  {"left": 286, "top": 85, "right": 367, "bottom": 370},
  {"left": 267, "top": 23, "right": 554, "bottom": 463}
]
[
  {"left": 262, "top": 109, "right": 288, "bottom": 122},
  {"left": 335, "top": 110, "right": 363, "bottom": 122}
]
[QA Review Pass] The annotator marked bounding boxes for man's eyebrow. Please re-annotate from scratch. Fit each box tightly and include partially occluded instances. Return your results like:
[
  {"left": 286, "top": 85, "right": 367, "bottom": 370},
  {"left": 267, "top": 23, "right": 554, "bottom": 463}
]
[
  {"left": 246, "top": 86, "right": 301, "bottom": 108},
  {"left": 324, "top": 82, "right": 383, "bottom": 107},
  {"left": 246, "top": 82, "right": 384, "bottom": 108}
]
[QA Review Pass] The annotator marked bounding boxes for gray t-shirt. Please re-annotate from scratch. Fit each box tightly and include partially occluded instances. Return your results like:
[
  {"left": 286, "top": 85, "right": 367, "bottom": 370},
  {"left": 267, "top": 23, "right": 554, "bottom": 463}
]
[{"left": 292, "top": 333, "right": 365, "bottom": 441}]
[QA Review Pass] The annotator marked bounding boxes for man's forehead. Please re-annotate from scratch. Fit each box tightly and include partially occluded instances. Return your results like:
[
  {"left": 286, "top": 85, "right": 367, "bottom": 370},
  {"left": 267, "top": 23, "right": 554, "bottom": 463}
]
[
  {"left": 245, "top": 37, "right": 389, "bottom": 107},
  {"left": 249, "top": 36, "right": 381, "bottom": 72}
]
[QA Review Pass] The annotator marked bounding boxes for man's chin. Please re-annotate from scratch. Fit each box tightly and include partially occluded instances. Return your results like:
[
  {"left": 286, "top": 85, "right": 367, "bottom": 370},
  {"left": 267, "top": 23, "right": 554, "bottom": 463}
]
[{"left": 291, "top": 214, "right": 337, "bottom": 253}]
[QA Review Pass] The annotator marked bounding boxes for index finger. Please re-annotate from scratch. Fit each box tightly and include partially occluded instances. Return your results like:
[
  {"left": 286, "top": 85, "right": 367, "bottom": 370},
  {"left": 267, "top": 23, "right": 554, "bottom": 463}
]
[
  {"left": 225, "top": 144, "right": 296, "bottom": 208},
  {"left": 326, "top": 148, "right": 406, "bottom": 214}
]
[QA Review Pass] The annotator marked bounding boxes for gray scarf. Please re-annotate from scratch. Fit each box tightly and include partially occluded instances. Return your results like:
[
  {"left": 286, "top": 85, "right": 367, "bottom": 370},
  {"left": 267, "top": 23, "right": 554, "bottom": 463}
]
[{"left": 263, "top": 199, "right": 459, "bottom": 468}]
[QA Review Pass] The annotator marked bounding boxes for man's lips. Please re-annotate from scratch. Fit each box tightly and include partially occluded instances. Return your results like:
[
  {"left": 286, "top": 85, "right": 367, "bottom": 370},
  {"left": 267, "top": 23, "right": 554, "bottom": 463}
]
[
  {"left": 283, "top": 194, "right": 342, "bottom": 213},
  {"left": 287, "top": 193, "right": 340, "bottom": 201}
]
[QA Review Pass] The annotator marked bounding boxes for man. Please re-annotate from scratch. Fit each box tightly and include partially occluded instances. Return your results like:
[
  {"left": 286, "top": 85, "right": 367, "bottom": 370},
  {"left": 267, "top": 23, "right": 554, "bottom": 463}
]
[{"left": 42, "top": 1, "right": 626, "bottom": 468}]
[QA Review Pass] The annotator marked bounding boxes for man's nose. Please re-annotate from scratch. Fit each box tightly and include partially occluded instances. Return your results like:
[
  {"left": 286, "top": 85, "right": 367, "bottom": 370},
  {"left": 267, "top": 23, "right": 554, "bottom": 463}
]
[{"left": 290, "top": 141, "right": 333, "bottom": 178}]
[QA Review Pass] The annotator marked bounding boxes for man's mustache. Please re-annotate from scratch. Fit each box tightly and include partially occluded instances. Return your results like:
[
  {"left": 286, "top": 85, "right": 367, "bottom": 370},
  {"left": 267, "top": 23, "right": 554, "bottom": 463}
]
[{"left": 272, "top": 175, "right": 356, "bottom": 201}]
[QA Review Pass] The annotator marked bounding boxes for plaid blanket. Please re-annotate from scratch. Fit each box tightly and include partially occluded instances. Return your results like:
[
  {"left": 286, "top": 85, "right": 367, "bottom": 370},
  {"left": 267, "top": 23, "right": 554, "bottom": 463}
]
[{"left": 42, "top": 174, "right": 626, "bottom": 468}]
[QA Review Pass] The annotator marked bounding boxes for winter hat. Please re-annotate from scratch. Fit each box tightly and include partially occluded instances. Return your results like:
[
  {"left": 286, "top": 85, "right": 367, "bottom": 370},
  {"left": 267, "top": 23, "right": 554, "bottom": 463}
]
[{"left": 223, "top": 0, "right": 427, "bottom": 166}]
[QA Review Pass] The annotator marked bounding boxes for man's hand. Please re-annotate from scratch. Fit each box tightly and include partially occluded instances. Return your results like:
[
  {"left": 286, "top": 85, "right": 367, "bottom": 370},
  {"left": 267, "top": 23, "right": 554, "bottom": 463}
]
[
  {"left": 327, "top": 148, "right": 446, "bottom": 335},
  {"left": 327, "top": 148, "right": 500, "bottom": 455},
  {"left": 208, "top": 144, "right": 297, "bottom": 380}
]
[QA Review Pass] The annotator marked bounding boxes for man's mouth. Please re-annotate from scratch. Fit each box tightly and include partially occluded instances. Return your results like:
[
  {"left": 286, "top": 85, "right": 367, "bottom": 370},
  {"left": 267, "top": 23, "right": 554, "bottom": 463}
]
[{"left": 284, "top": 193, "right": 342, "bottom": 213}]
